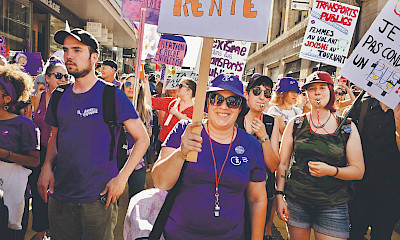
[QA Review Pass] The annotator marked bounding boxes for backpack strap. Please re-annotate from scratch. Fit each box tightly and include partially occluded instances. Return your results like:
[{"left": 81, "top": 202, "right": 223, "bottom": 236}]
[
  {"left": 337, "top": 116, "right": 352, "bottom": 148},
  {"left": 102, "top": 83, "right": 117, "bottom": 162},
  {"left": 262, "top": 114, "right": 275, "bottom": 138},
  {"left": 357, "top": 98, "right": 370, "bottom": 135},
  {"left": 51, "top": 83, "right": 72, "bottom": 124},
  {"left": 292, "top": 113, "right": 307, "bottom": 141}
]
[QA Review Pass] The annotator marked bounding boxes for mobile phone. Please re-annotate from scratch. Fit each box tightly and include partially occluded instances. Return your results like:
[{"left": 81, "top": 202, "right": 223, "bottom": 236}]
[{"left": 100, "top": 192, "right": 108, "bottom": 205}]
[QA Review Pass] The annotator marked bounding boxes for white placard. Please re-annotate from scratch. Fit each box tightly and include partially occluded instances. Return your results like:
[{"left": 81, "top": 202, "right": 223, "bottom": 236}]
[
  {"left": 340, "top": 0, "right": 400, "bottom": 109},
  {"left": 98, "top": 28, "right": 108, "bottom": 42},
  {"left": 158, "top": 0, "right": 272, "bottom": 43},
  {"left": 166, "top": 70, "right": 198, "bottom": 90},
  {"left": 209, "top": 39, "right": 250, "bottom": 79},
  {"left": 182, "top": 36, "right": 202, "bottom": 68},
  {"left": 86, "top": 22, "right": 102, "bottom": 38},
  {"left": 299, "top": 0, "right": 360, "bottom": 67}
]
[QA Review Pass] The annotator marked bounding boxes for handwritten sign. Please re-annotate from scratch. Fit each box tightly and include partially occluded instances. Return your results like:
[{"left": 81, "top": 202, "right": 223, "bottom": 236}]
[
  {"left": 158, "top": 0, "right": 272, "bottom": 42},
  {"left": 340, "top": 0, "right": 400, "bottom": 109},
  {"left": 299, "top": 0, "right": 359, "bottom": 67},
  {"left": 0, "top": 36, "right": 6, "bottom": 57},
  {"left": 15, "top": 52, "right": 43, "bottom": 76},
  {"left": 155, "top": 35, "right": 187, "bottom": 66},
  {"left": 121, "top": 0, "right": 161, "bottom": 25},
  {"left": 166, "top": 70, "right": 198, "bottom": 90},
  {"left": 210, "top": 39, "right": 250, "bottom": 78}
]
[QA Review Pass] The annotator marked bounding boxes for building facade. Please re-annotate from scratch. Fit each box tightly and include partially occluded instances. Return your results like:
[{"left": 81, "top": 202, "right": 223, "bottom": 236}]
[{"left": 245, "top": 0, "right": 388, "bottom": 84}]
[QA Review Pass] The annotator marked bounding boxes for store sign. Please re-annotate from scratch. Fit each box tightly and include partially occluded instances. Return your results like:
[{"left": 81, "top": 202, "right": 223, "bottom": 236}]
[
  {"left": 86, "top": 22, "right": 102, "bottom": 38},
  {"left": 98, "top": 28, "right": 108, "bottom": 42},
  {"left": 291, "top": 0, "right": 310, "bottom": 11},
  {"left": 0, "top": 36, "right": 6, "bottom": 57},
  {"left": 40, "top": 0, "right": 60, "bottom": 13}
]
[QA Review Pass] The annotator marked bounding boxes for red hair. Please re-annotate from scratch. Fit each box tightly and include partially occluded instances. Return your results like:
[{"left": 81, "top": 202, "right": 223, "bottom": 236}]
[{"left": 325, "top": 84, "right": 336, "bottom": 112}]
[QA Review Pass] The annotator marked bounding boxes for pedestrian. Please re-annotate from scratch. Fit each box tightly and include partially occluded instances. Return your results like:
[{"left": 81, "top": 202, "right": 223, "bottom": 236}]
[
  {"left": 37, "top": 28, "right": 149, "bottom": 240},
  {"left": 29, "top": 56, "right": 70, "bottom": 240},
  {"left": 99, "top": 59, "right": 121, "bottom": 87},
  {"left": 152, "top": 74, "right": 267, "bottom": 240},
  {"left": 236, "top": 74, "right": 280, "bottom": 240},
  {"left": 0, "top": 64, "right": 40, "bottom": 240},
  {"left": 334, "top": 79, "right": 355, "bottom": 116},
  {"left": 276, "top": 71, "right": 364, "bottom": 240},
  {"left": 348, "top": 97, "right": 400, "bottom": 240}
]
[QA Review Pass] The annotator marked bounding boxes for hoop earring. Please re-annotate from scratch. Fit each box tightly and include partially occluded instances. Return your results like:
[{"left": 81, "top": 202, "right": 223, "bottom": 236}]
[{"left": 4, "top": 105, "right": 9, "bottom": 111}]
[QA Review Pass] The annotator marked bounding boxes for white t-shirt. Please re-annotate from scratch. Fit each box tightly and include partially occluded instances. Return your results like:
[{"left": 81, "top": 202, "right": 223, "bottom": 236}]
[{"left": 267, "top": 106, "right": 302, "bottom": 125}]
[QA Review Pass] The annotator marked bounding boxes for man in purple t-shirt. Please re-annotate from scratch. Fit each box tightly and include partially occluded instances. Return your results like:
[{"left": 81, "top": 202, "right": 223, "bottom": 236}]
[{"left": 37, "top": 29, "right": 149, "bottom": 240}]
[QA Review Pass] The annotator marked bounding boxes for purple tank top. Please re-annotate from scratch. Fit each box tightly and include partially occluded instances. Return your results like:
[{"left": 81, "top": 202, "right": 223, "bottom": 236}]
[{"left": 33, "top": 93, "right": 51, "bottom": 147}]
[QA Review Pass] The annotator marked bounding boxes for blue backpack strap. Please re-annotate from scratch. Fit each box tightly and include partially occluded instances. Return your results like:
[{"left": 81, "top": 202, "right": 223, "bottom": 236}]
[{"left": 102, "top": 83, "right": 117, "bottom": 162}]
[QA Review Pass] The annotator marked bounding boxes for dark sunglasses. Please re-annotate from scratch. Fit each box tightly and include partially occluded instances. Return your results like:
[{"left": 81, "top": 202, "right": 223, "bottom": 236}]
[
  {"left": 252, "top": 87, "right": 272, "bottom": 98},
  {"left": 125, "top": 81, "right": 133, "bottom": 87},
  {"left": 48, "top": 72, "right": 70, "bottom": 80},
  {"left": 178, "top": 83, "right": 191, "bottom": 90},
  {"left": 301, "top": 92, "right": 307, "bottom": 96},
  {"left": 208, "top": 92, "right": 242, "bottom": 109},
  {"left": 335, "top": 91, "right": 346, "bottom": 96}
]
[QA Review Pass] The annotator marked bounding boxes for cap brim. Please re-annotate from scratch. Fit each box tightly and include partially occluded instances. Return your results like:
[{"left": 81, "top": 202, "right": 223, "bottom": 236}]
[
  {"left": 54, "top": 30, "right": 81, "bottom": 45},
  {"left": 301, "top": 80, "right": 332, "bottom": 90}
]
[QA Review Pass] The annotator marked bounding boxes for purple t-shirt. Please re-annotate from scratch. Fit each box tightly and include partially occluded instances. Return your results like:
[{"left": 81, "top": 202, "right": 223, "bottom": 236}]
[
  {"left": 45, "top": 80, "right": 138, "bottom": 202},
  {"left": 0, "top": 115, "right": 40, "bottom": 161},
  {"left": 162, "top": 120, "right": 266, "bottom": 240}
]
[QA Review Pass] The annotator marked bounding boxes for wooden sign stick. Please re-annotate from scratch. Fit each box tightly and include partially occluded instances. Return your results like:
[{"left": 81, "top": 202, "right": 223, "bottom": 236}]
[{"left": 186, "top": 37, "right": 214, "bottom": 163}]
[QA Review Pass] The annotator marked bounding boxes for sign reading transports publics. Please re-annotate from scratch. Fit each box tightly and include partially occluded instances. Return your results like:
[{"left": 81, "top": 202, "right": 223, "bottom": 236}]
[
  {"left": 158, "top": 0, "right": 272, "bottom": 42},
  {"left": 340, "top": 0, "right": 400, "bottom": 109},
  {"left": 210, "top": 39, "right": 250, "bottom": 79},
  {"left": 299, "top": 0, "right": 360, "bottom": 67},
  {"left": 166, "top": 70, "right": 198, "bottom": 90}
]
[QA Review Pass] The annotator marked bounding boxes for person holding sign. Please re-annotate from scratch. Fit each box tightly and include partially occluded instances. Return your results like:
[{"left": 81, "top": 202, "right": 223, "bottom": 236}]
[
  {"left": 152, "top": 74, "right": 267, "bottom": 240},
  {"left": 276, "top": 72, "right": 364, "bottom": 240}
]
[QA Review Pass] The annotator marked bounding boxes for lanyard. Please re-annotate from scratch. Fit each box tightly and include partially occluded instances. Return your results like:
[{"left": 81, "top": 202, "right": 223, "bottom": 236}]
[{"left": 207, "top": 122, "right": 235, "bottom": 217}]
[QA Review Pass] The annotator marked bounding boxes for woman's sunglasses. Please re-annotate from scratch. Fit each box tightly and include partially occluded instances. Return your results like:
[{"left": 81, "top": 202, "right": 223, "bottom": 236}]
[
  {"left": 335, "top": 91, "right": 346, "bottom": 96},
  {"left": 208, "top": 92, "right": 242, "bottom": 109},
  {"left": 178, "top": 83, "right": 191, "bottom": 90},
  {"left": 48, "top": 72, "right": 70, "bottom": 80},
  {"left": 125, "top": 81, "right": 133, "bottom": 87},
  {"left": 252, "top": 87, "right": 272, "bottom": 98}
]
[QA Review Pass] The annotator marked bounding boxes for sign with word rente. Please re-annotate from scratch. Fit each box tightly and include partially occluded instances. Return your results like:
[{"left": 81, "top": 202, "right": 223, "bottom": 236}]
[
  {"left": 166, "top": 70, "right": 198, "bottom": 90},
  {"left": 210, "top": 39, "right": 250, "bottom": 79},
  {"left": 340, "top": 0, "right": 400, "bottom": 109},
  {"left": 299, "top": 0, "right": 359, "bottom": 67},
  {"left": 121, "top": 0, "right": 161, "bottom": 25},
  {"left": 158, "top": 0, "right": 272, "bottom": 42},
  {"left": 155, "top": 35, "right": 187, "bottom": 66}
]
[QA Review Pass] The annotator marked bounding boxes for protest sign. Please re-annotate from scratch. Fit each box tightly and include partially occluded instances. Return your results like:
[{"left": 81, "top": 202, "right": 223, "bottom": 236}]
[
  {"left": 0, "top": 36, "right": 6, "bottom": 57},
  {"left": 15, "top": 52, "right": 43, "bottom": 76},
  {"left": 158, "top": 0, "right": 272, "bottom": 42},
  {"left": 121, "top": 0, "right": 161, "bottom": 25},
  {"left": 155, "top": 35, "right": 187, "bottom": 66},
  {"left": 166, "top": 70, "right": 198, "bottom": 90},
  {"left": 299, "top": 0, "right": 359, "bottom": 67},
  {"left": 210, "top": 39, "right": 250, "bottom": 79},
  {"left": 340, "top": 0, "right": 400, "bottom": 109}
]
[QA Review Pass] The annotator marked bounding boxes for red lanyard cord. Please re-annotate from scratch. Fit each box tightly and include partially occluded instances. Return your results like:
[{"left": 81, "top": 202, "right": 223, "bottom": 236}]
[{"left": 308, "top": 111, "right": 339, "bottom": 136}]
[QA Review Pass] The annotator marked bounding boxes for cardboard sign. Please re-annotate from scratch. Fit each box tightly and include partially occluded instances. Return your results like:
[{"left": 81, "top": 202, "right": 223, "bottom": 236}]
[
  {"left": 155, "top": 35, "right": 187, "bottom": 66},
  {"left": 299, "top": 0, "right": 359, "bottom": 67},
  {"left": 210, "top": 39, "right": 250, "bottom": 78},
  {"left": 15, "top": 52, "right": 43, "bottom": 76},
  {"left": 121, "top": 0, "right": 161, "bottom": 25},
  {"left": 340, "top": 0, "right": 400, "bottom": 109},
  {"left": 166, "top": 70, "right": 198, "bottom": 89},
  {"left": 86, "top": 22, "right": 102, "bottom": 38},
  {"left": 0, "top": 36, "right": 6, "bottom": 57},
  {"left": 158, "top": 0, "right": 272, "bottom": 42}
]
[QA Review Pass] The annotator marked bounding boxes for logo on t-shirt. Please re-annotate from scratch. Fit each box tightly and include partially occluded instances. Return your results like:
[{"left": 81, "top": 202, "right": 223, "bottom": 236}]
[
  {"left": 230, "top": 156, "right": 249, "bottom": 166},
  {"left": 76, "top": 108, "right": 99, "bottom": 117}
]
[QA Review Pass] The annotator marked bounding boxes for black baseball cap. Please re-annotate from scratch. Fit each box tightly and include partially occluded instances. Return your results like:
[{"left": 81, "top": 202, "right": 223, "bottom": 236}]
[
  {"left": 101, "top": 59, "right": 118, "bottom": 71},
  {"left": 54, "top": 28, "right": 99, "bottom": 54},
  {"left": 246, "top": 75, "right": 273, "bottom": 91}
]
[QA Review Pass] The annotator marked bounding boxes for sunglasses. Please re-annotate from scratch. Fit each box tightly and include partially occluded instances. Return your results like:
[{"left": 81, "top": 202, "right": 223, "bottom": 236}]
[
  {"left": 208, "top": 92, "right": 242, "bottom": 109},
  {"left": 335, "top": 91, "right": 346, "bottom": 96},
  {"left": 125, "top": 81, "right": 133, "bottom": 87},
  {"left": 178, "top": 83, "right": 191, "bottom": 90},
  {"left": 48, "top": 72, "right": 70, "bottom": 80},
  {"left": 252, "top": 87, "right": 272, "bottom": 98},
  {"left": 302, "top": 92, "right": 307, "bottom": 96}
]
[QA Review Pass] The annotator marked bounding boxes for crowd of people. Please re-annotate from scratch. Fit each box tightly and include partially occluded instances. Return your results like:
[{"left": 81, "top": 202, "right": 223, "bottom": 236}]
[{"left": 0, "top": 27, "right": 399, "bottom": 240}]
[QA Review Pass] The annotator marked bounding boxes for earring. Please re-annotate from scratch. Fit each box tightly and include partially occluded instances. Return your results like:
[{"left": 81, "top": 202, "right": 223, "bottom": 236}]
[{"left": 4, "top": 105, "right": 9, "bottom": 111}]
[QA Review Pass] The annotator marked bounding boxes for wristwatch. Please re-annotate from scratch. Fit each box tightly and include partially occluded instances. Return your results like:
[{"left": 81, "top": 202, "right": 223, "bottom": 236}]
[{"left": 260, "top": 135, "right": 269, "bottom": 143}]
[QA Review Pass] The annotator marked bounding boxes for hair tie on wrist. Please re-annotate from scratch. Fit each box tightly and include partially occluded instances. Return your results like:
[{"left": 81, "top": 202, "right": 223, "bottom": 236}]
[
  {"left": 333, "top": 167, "right": 339, "bottom": 177},
  {"left": 5, "top": 150, "right": 12, "bottom": 160}
]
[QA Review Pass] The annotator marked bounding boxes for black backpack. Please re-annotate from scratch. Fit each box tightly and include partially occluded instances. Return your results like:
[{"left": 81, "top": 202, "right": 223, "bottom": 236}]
[{"left": 51, "top": 82, "right": 128, "bottom": 170}]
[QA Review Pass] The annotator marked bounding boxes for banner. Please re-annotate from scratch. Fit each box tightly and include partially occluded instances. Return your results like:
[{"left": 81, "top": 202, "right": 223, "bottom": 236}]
[
  {"left": 209, "top": 39, "right": 250, "bottom": 79},
  {"left": 166, "top": 70, "right": 198, "bottom": 89},
  {"left": 121, "top": 0, "right": 161, "bottom": 25},
  {"left": 15, "top": 52, "right": 43, "bottom": 76},
  {"left": 299, "top": 0, "right": 359, "bottom": 67},
  {"left": 155, "top": 35, "right": 187, "bottom": 66},
  {"left": 0, "top": 36, "right": 6, "bottom": 57},
  {"left": 340, "top": 0, "right": 400, "bottom": 109},
  {"left": 158, "top": 0, "right": 272, "bottom": 42}
]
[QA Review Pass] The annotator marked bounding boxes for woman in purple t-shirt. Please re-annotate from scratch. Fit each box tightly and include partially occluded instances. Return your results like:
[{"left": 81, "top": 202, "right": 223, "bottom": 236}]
[
  {"left": 30, "top": 57, "right": 70, "bottom": 240},
  {"left": 152, "top": 74, "right": 267, "bottom": 240},
  {"left": 0, "top": 64, "right": 40, "bottom": 240}
]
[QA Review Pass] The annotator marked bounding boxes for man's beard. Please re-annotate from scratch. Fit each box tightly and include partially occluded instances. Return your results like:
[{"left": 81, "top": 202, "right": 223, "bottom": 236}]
[{"left": 68, "top": 59, "right": 92, "bottom": 79}]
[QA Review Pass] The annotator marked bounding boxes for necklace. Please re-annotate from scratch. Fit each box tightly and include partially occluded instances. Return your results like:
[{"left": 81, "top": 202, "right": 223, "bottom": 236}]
[
  {"left": 207, "top": 122, "right": 235, "bottom": 217},
  {"left": 310, "top": 112, "right": 331, "bottom": 129}
]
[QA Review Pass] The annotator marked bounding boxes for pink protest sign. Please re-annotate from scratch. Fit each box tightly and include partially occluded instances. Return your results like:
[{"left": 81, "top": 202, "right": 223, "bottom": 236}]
[
  {"left": 0, "top": 36, "right": 6, "bottom": 57},
  {"left": 154, "top": 35, "right": 186, "bottom": 67},
  {"left": 121, "top": 0, "right": 161, "bottom": 25}
]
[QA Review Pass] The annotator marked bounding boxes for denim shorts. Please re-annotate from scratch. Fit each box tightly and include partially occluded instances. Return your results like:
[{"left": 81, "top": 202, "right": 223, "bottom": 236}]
[{"left": 286, "top": 198, "right": 350, "bottom": 239}]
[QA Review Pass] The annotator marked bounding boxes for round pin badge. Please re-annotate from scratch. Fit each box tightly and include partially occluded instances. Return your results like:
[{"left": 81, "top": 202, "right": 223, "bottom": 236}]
[
  {"left": 235, "top": 146, "right": 245, "bottom": 154},
  {"left": 344, "top": 126, "right": 352, "bottom": 133},
  {"left": 295, "top": 118, "right": 302, "bottom": 125}
]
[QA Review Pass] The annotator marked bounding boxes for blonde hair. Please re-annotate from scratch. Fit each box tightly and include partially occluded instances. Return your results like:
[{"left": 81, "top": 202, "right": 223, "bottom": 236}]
[{"left": 0, "top": 64, "right": 33, "bottom": 103}]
